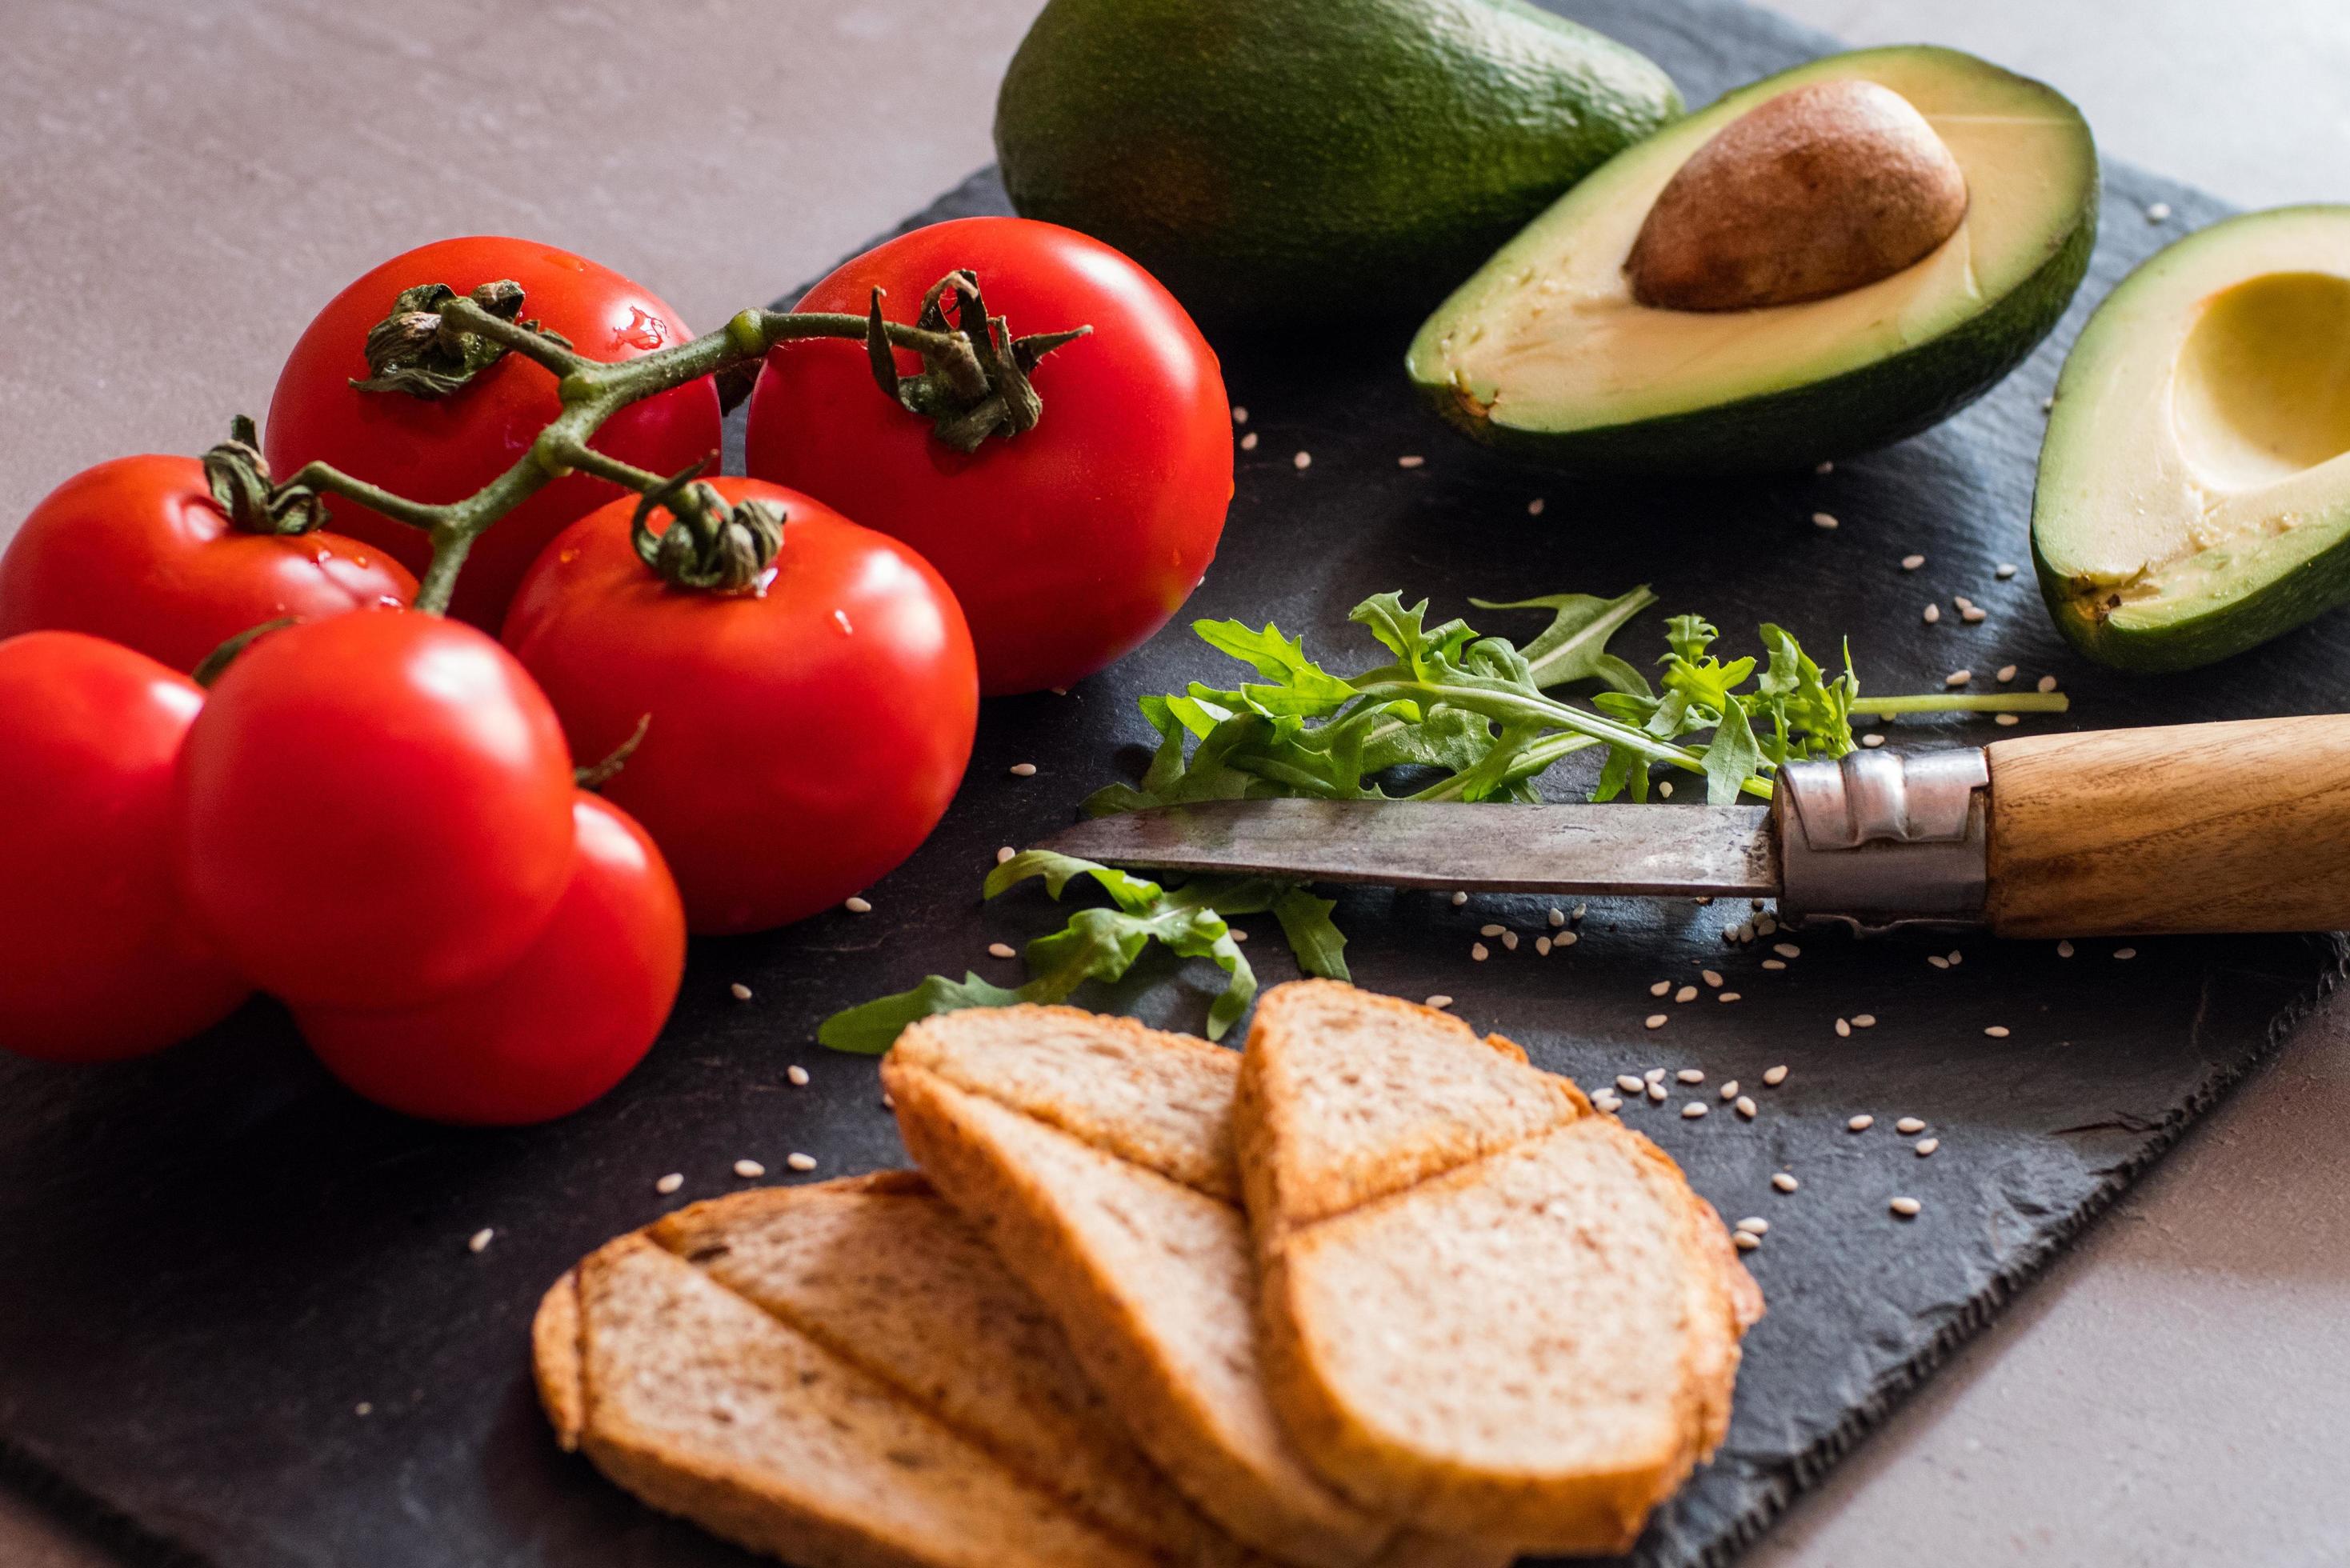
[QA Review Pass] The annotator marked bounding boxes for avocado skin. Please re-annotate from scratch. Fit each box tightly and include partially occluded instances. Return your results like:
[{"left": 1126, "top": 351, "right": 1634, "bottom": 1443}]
[
  {"left": 2034, "top": 517, "right": 2350, "bottom": 674},
  {"left": 1417, "top": 171, "right": 2100, "bottom": 474},
  {"left": 994, "top": 0, "right": 1683, "bottom": 328}
]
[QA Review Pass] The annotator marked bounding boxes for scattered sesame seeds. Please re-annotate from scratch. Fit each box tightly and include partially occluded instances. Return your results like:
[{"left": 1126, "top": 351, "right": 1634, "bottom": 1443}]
[
  {"left": 1890, "top": 1196, "right": 1923, "bottom": 1218},
  {"left": 1397, "top": 454, "right": 1425, "bottom": 469},
  {"left": 355, "top": 1402, "right": 373, "bottom": 1416},
  {"left": 1593, "top": 1090, "right": 1623, "bottom": 1113},
  {"left": 1646, "top": 1068, "right": 1667, "bottom": 1082},
  {"left": 1996, "top": 664, "right": 2017, "bottom": 682},
  {"left": 1548, "top": 907, "right": 1567, "bottom": 927},
  {"left": 1646, "top": 1014, "right": 1668, "bottom": 1030},
  {"left": 2146, "top": 201, "right": 2172, "bottom": 222},
  {"left": 1702, "top": 969, "right": 1723, "bottom": 987},
  {"left": 1451, "top": 890, "right": 1468, "bottom": 906},
  {"left": 1674, "top": 985, "right": 1698, "bottom": 1003},
  {"left": 1764, "top": 1064, "right": 1788, "bottom": 1086},
  {"left": 468, "top": 1227, "right": 494, "bottom": 1254},
  {"left": 1239, "top": 431, "right": 1259, "bottom": 450},
  {"left": 1774, "top": 942, "right": 1800, "bottom": 958},
  {"left": 987, "top": 942, "right": 1016, "bottom": 959},
  {"left": 1945, "top": 669, "right": 1972, "bottom": 688},
  {"left": 1292, "top": 450, "right": 1311, "bottom": 470},
  {"left": 1772, "top": 1172, "right": 1800, "bottom": 1192},
  {"left": 1895, "top": 1116, "right": 1926, "bottom": 1134},
  {"left": 1617, "top": 1074, "right": 1647, "bottom": 1094},
  {"left": 729, "top": 982, "right": 753, "bottom": 1002},
  {"left": 1647, "top": 1081, "right": 1667, "bottom": 1102},
  {"left": 1816, "top": 460, "right": 1836, "bottom": 475},
  {"left": 787, "top": 1065, "right": 811, "bottom": 1086},
  {"left": 1471, "top": 942, "right": 1490, "bottom": 962},
  {"left": 1861, "top": 733, "right": 1887, "bottom": 748},
  {"left": 1996, "top": 563, "right": 2018, "bottom": 580},
  {"left": 1901, "top": 554, "right": 1926, "bottom": 570},
  {"left": 1718, "top": 991, "right": 1743, "bottom": 1002},
  {"left": 1733, "top": 1230, "right": 1759, "bottom": 1250},
  {"left": 734, "top": 1159, "right": 767, "bottom": 1178},
  {"left": 1922, "top": 603, "right": 1941, "bottom": 624},
  {"left": 1735, "top": 1095, "right": 1758, "bottom": 1119},
  {"left": 1995, "top": 713, "right": 2020, "bottom": 726},
  {"left": 1948, "top": 950, "right": 1964, "bottom": 966},
  {"left": 1008, "top": 762, "right": 1037, "bottom": 777},
  {"left": 1574, "top": 904, "right": 1587, "bottom": 920},
  {"left": 2039, "top": 674, "right": 2062, "bottom": 694},
  {"left": 1555, "top": 930, "right": 1579, "bottom": 948},
  {"left": 1961, "top": 603, "right": 1988, "bottom": 623},
  {"left": 787, "top": 1153, "right": 818, "bottom": 1173},
  {"left": 1682, "top": 1102, "right": 1708, "bottom": 1119},
  {"left": 1651, "top": 980, "right": 1671, "bottom": 997},
  {"left": 1848, "top": 1114, "right": 1876, "bottom": 1132},
  {"left": 843, "top": 895, "right": 873, "bottom": 914},
  {"left": 1481, "top": 923, "right": 1506, "bottom": 938},
  {"left": 1852, "top": 1014, "right": 1876, "bottom": 1028},
  {"left": 1499, "top": 931, "right": 1517, "bottom": 951},
  {"left": 2056, "top": 939, "right": 2075, "bottom": 958},
  {"left": 1527, "top": 498, "right": 1547, "bottom": 516},
  {"left": 1231, "top": 405, "right": 1248, "bottom": 424},
  {"left": 655, "top": 1173, "right": 684, "bottom": 1195},
  {"left": 1928, "top": 954, "right": 1951, "bottom": 970},
  {"left": 997, "top": 846, "right": 1016, "bottom": 864},
  {"left": 1836, "top": 1018, "right": 1852, "bottom": 1038},
  {"left": 2043, "top": 395, "right": 2056, "bottom": 413},
  {"left": 1535, "top": 936, "right": 1551, "bottom": 956},
  {"left": 1915, "top": 1138, "right": 1940, "bottom": 1157},
  {"left": 1659, "top": 781, "right": 1674, "bottom": 798},
  {"left": 1720, "top": 1078, "right": 1740, "bottom": 1099},
  {"left": 2115, "top": 946, "right": 2138, "bottom": 960},
  {"left": 1984, "top": 1025, "right": 2011, "bottom": 1038},
  {"left": 1677, "top": 1068, "right": 1705, "bottom": 1084},
  {"left": 1812, "top": 511, "right": 1839, "bottom": 530},
  {"left": 1735, "top": 1216, "right": 1769, "bottom": 1235},
  {"left": 1761, "top": 958, "right": 1787, "bottom": 971},
  {"left": 1426, "top": 994, "right": 1453, "bottom": 1009}
]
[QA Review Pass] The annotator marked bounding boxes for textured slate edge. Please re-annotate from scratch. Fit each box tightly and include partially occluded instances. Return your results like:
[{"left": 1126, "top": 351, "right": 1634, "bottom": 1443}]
[
  {"left": 1676, "top": 936, "right": 2350, "bottom": 1568},
  {"left": 0, "top": 1442, "right": 206, "bottom": 1568}
]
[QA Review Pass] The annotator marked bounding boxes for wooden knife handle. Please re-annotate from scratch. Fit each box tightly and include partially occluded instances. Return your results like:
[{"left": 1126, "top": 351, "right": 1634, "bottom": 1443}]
[{"left": 1986, "top": 714, "right": 2350, "bottom": 936}]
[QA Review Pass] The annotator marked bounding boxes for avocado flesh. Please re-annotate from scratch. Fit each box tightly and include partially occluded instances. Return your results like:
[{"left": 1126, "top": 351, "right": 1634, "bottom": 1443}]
[
  {"left": 1408, "top": 46, "right": 2099, "bottom": 472},
  {"left": 2033, "top": 206, "right": 2350, "bottom": 671}
]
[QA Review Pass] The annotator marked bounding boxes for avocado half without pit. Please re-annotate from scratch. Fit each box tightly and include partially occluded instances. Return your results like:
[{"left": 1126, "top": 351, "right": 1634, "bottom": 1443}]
[
  {"left": 2033, "top": 206, "right": 2350, "bottom": 672},
  {"left": 1407, "top": 47, "right": 2100, "bottom": 473}
]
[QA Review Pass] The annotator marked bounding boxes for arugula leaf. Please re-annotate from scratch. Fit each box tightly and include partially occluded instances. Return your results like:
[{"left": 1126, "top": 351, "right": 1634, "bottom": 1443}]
[
  {"left": 1271, "top": 888, "right": 1350, "bottom": 982},
  {"left": 816, "top": 971, "right": 1027, "bottom": 1054},
  {"left": 1470, "top": 586, "right": 1657, "bottom": 689}
]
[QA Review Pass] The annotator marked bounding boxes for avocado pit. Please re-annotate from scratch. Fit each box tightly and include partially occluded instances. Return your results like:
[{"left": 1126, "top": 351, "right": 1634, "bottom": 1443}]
[{"left": 1626, "top": 79, "right": 1969, "bottom": 312}]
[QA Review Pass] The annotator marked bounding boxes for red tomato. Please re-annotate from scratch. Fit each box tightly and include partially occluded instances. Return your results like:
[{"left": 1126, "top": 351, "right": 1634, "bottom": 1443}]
[
  {"left": 0, "top": 632, "right": 250, "bottom": 1062},
  {"left": 173, "top": 609, "right": 576, "bottom": 1010},
  {"left": 294, "top": 793, "right": 683, "bottom": 1126},
  {"left": 0, "top": 454, "right": 415, "bottom": 673},
  {"left": 264, "top": 237, "right": 721, "bottom": 629},
  {"left": 744, "top": 217, "right": 1231, "bottom": 696},
  {"left": 502, "top": 478, "right": 977, "bottom": 934}
]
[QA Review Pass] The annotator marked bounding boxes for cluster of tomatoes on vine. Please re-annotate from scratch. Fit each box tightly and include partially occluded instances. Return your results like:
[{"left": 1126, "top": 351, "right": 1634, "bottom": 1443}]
[{"left": 0, "top": 218, "right": 1234, "bottom": 1123}]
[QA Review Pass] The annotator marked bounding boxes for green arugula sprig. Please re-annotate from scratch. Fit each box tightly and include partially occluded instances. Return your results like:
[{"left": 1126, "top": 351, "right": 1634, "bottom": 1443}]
[{"left": 819, "top": 586, "right": 2066, "bottom": 1051}]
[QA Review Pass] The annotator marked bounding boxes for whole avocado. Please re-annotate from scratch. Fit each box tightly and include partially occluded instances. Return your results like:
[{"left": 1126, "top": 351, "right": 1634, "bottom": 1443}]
[{"left": 994, "top": 0, "right": 1683, "bottom": 327}]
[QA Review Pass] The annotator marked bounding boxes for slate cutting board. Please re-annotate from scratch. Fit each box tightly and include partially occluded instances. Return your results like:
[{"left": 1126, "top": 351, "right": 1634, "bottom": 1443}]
[{"left": 3, "top": 2, "right": 2344, "bottom": 1565}]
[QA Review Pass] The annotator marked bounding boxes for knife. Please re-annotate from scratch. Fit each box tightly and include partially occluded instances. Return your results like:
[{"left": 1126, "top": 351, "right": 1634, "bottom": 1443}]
[{"left": 1036, "top": 715, "right": 2350, "bottom": 936}]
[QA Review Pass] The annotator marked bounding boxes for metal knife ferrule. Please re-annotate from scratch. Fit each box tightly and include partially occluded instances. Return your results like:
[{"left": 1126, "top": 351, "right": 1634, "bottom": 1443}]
[{"left": 1775, "top": 748, "right": 1988, "bottom": 934}]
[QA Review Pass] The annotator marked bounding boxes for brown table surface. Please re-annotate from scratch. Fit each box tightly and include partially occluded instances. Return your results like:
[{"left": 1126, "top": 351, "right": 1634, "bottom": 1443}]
[{"left": 4, "top": 1, "right": 2347, "bottom": 1563}]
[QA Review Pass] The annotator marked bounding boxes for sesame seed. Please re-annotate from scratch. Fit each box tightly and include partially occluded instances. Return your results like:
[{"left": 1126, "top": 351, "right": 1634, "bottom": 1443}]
[
  {"left": 787, "top": 1065, "right": 811, "bottom": 1086},
  {"left": 655, "top": 1173, "right": 684, "bottom": 1194},
  {"left": 1996, "top": 563, "right": 2018, "bottom": 580},
  {"left": 1471, "top": 942, "right": 1490, "bottom": 962},
  {"left": 1945, "top": 669, "right": 1972, "bottom": 688},
  {"left": 467, "top": 1227, "right": 494, "bottom": 1254},
  {"left": 2146, "top": 201, "right": 2172, "bottom": 222},
  {"left": 1774, "top": 942, "right": 1800, "bottom": 958},
  {"left": 1848, "top": 1114, "right": 1875, "bottom": 1132},
  {"left": 1901, "top": 554, "right": 1926, "bottom": 570},
  {"left": 2115, "top": 946, "right": 2137, "bottom": 960},
  {"left": 1499, "top": 931, "right": 1517, "bottom": 951},
  {"left": 355, "top": 1402, "right": 373, "bottom": 1416},
  {"left": 1835, "top": 1018, "right": 1852, "bottom": 1038},
  {"left": 1702, "top": 969, "right": 1723, "bottom": 987},
  {"left": 1451, "top": 890, "right": 1468, "bottom": 906},
  {"left": 1548, "top": 907, "right": 1567, "bottom": 927},
  {"left": 734, "top": 1159, "right": 766, "bottom": 1178},
  {"left": 1646, "top": 1014, "right": 1668, "bottom": 1030},
  {"left": 729, "top": 982, "right": 753, "bottom": 1001},
  {"left": 1481, "top": 923, "right": 1506, "bottom": 938},
  {"left": 1928, "top": 954, "right": 1951, "bottom": 970},
  {"left": 1816, "top": 460, "right": 1835, "bottom": 475},
  {"left": 1527, "top": 497, "right": 1546, "bottom": 516},
  {"left": 2037, "top": 674, "right": 2059, "bottom": 694},
  {"left": 1397, "top": 454, "right": 1424, "bottom": 469},
  {"left": 1231, "top": 405, "right": 1248, "bottom": 424},
  {"left": 1772, "top": 1172, "right": 1800, "bottom": 1192},
  {"left": 1239, "top": 431, "right": 1259, "bottom": 450},
  {"left": 987, "top": 942, "right": 1016, "bottom": 959},
  {"left": 1682, "top": 1102, "right": 1708, "bottom": 1118},
  {"left": 1995, "top": 713, "right": 2020, "bottom": 726},
  {"left": 997, "top": 846, "right": 1016, "bottom": 864},
  {"left": 1617, "top": 1074, "right": 1647, "bottom": 1094},
  {"left": 1996, "top": 664, "right": 2017, "bottom": 682},
  {"left": 1718, "top": 991, "right": 1742, "bottom": 1002},
  {"left": 1535, "top": 936, "right": 1551, "bottom": 956},
  {"left": 1735, "top": 1216, "right": 1769, "bottom": 1235},
  {"left": 1954, "top": 596, "right": 1976, "bottom": 612},
  {"left": 1008, "top": 762, "right": 1037, "bottom": 777},
  {"left": 1593, "top": 1091, "right": 1622, "bottom": 1112},
  {"left": 844, "top": 896, "right": 872, "bottom": 914},
  {"left": 1555, "top": 930, "right": 1579, "bottom": 948},
  {"left": 1651, "top": 980, "right": 1671, "bottom": 997},
  {"left": 1984, "top": 1025, "right": 2011, "bottom": 1038},
  {"left": 1960, "top": 604, "right": 1988, "bottom": 623},
  {"left": 1923, "top": 604, "right": 1940, "bottom": 624},
  {"left": 1573, "top": 904, "right": 1587, "bottom": 920},
  {"left": 1915, "top": 1138, "right": 1940, "bottom": 1156},
  {"left": 2043, "top": 395, "right": 2056, "bottom": 413},
  {"left": 1852, "top": 1014, "right": 1876, "bottom": 1028},
  {"left": 1896, "top": 1116, "right": 1926, "bottom": 1134},
  {"left": 1425, "top": 994, "right": 1453, "bottom": 1009},
  {"left": 1764, "top": 1064, "right": 1788, "bottom": 1086},
  {"left": 1733, "top": 1230, "right": 1759, "bottom": 1250},
  {"left": 1736, "top": 1095, "right": 1758, "bottom": 1118},
  {"left": 1647, "top": 1081, "right": 1667, "bottom": 1102},
  {"left": 1292, "top": 450, "right": 1311, "bottom": 470},
  {"left": 1948, "top": 950, "right": 1964, "bottom": 966},
  {"left": 1812, "top": 511, "right": 1839, "bottom": 530},
  {"left": 1659, "top": 781, "right": 1674, "bottom": 798},
  {"left": 1677, "top": 1068, "right": 1705, "bottom": 1084},
  {"left": 2056, "top": 939, "right": 2075, "bottom": 958},
  {"left": 786, "top": 1153, "right": 818, "bottom": 1173},
  {"left": 1720, "top": 1079, "right": 1739, "bottom": 1099},
  {"left": 1861, "top": 734, "right": 1886, "bottom": 748},
  {"left": 1646, "top": 1068, "right": 1667, "bottom": 1082},
  {"left": 1890, "top": 1196, "right": 1922, "bottom": 1218},
  {"left": 1762, "top": 959, "right": 1787, "bottom": 971},
  {"left": 1674, "top": 984, "right": 1698, "bottom": 1003}
]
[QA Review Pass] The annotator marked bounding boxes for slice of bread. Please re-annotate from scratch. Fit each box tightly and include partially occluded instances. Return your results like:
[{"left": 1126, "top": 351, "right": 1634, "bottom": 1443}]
[
  {"left": 534, "top": 1171, "right": 1263, "bottom": 1568},
  {"left": 883, "top": 1007, "right": 1508, "bottom": 1568},
  {"left": 1237, "top": 981, "right": 1762, "bottom": 1554}
]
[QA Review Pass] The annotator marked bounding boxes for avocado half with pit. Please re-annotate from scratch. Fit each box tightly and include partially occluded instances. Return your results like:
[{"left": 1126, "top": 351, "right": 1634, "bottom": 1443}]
[
  {"left": 2034, "top": 206, "right": 2350, "bottom": 671},
  {"left": 1407, "top": 46, "right": 2100, "bottom": 473}
]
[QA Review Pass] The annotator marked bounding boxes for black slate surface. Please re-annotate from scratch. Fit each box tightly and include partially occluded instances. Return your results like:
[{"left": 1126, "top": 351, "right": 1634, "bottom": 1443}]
[{"left": 4, "top": 3, "right": 2345, "bottom": 1566}]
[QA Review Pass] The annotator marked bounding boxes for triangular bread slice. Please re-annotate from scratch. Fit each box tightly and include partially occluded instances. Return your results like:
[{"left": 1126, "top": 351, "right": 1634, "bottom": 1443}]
[
  {"left": 1238, "top": 981, "right": 1761, "bottom": 1554},
  {"left": 534, "top": 1171, "right": 1264, "bottom": 1568},
  {"left": 883, "top": 1007, "right": 1509, "bottom": 1568}
]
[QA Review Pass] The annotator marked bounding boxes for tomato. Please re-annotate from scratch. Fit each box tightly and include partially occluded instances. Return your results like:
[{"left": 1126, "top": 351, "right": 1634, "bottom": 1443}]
[
  {"left": 294, "top": 793, "right": 683, "bottom": 1125},
  {"left": 502, "top": 477, "right": 977, "bottom": 934},
  {"left": 0, "top": 454, "right": 414, "bottom": 674},
  {"left": 744, "top": 216, "right": 1231, "bottom": 696},
  {"left": 0, "top": 633, "right": 250, "bottom": 1062},
  {"left": 172, "top": 609, "right": 576, "bottom": 1010},
  {"left": 264, "top": 237, "right": 722, "bottom": 629}
]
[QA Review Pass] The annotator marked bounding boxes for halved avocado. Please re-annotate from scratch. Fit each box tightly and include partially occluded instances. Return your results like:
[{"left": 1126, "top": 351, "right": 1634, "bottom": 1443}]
[
  {"left": 2034, "top": 206, "right": 2350, "bottom": 671},
  {"left": 1407, "top": 47, "right": 2100, "bottom": 473}
]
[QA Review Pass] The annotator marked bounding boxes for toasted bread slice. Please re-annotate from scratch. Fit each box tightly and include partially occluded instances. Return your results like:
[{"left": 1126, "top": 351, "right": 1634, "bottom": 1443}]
[
  {"left": 884, "top": 1007, "right": 1508, "bottom": 1568},
  {"left": 534, "top": 1172, "right": 1262, "bottom": 1568},
  {"left": 1238, "top": 981, "right": 1760, "bottom": 1554}
]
